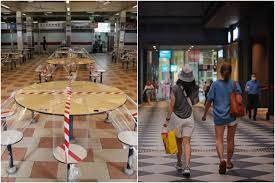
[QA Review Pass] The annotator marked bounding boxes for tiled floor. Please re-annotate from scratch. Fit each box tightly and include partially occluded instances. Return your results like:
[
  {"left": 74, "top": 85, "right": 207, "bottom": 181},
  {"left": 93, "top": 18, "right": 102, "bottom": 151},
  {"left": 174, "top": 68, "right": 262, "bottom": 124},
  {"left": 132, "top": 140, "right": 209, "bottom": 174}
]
[
  {"left": 138, "top": 101, "right": 274, "bottom": 182},
  {"left": 1, "top": 53, "right": 137, "bottom": 182}
]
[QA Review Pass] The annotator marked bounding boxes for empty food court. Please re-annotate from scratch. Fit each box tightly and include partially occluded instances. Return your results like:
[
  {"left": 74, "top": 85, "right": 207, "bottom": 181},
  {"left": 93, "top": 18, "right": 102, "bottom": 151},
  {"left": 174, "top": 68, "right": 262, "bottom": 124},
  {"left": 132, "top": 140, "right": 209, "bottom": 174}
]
[{"left": 1, "top": 1, "right": 137, "bottom": 182}]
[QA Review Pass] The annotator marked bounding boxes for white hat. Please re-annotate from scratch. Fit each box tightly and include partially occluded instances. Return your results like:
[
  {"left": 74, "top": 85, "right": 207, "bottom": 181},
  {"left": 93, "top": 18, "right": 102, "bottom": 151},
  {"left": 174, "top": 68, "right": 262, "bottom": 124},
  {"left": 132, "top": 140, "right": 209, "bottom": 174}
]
[{"left": 178, "top": 64, "right": 195, "bottom": 82}]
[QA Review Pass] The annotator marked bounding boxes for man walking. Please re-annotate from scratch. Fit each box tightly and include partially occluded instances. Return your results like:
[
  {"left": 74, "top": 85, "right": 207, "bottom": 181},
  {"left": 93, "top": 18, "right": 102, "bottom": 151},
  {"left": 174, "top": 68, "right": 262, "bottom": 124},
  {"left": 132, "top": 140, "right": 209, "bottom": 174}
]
[{"left": 245, "top": 73, "right": 261, "bottom": 121}]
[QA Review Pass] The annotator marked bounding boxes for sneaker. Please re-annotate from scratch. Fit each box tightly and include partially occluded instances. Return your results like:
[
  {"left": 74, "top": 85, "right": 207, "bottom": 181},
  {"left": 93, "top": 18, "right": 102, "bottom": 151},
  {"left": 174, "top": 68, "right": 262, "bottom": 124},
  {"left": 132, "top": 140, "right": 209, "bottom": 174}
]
[
  {"left": 219, "top": 160, "right": 226, "bottom": 174},
  {"left": 175, "top": 162, "right": 183, "bottom": 170},
  {"left": 182, "top": 167, "right": 191, "bottom": 177}
]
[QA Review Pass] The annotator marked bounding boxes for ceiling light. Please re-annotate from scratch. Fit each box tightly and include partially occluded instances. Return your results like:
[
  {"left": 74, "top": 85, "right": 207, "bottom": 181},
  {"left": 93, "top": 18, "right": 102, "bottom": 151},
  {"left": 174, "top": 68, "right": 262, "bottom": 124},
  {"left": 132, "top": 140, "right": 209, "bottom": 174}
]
[
  {"left": 212, "top": 49, "right": 215, "bottom": 52},
  {"left": 3, "top": 12, "right": 10, "bottom": 14},
  {"left": 22, "top": 13, "right": 26, "bottom": 16},
  {"left": 191, "top": 45, "right": 194, "bottom": 48},
  {"left": 33, "top": 21, "right": 38, "bottom": 23},
  {"left": 46, "top": 12, "right": 52, "bottom": 14},
  {"left": 66, "top": 0, "right": 69, "bottom": 4},
  {"left": 87, "top": 11, "right": 93, "bottom": 14},
  {"left": 67, "top": 7, "right": 70, "bottom": 11},
  {"left": 115, "top": 13, "right": 119, "bottom": 15},
  {"left": 103, "top": 1, "right": 111, "bottom": 5},
  {"left": 133, "top": 5, "right": 137, "bottom": 8},
  {"left": 153, "top": 45, "right": 156, "bottom": 49},
  {"left": 1, "top": 4, "right": 10, "bottom": 9},
  {"left": 67, "top": 12, "right": 70, "bottom": 16}
]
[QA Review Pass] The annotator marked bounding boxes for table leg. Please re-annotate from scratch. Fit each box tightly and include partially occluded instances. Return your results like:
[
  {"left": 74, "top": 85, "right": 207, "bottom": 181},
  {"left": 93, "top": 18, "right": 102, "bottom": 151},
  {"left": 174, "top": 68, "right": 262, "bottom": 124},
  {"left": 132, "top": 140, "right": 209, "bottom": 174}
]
[
  {"left": 124, "top": 146, "right": 134, "bottom": 175},
  {"left": 39, "top": 73, "right": 41, "bottom": 83},
  {"left": 100, "top": 72, "right": 103, "bottom": 83},
  {"left": 69, "top": 115, "right": 74, "bottom": 142},
  {"left": 7, "top": 145, "right": 16, "bottom": 174},
  {"left": 67, "top": 163, "right": 71, "bottom": 182},
  {"left": 105, "top": 112, "right": 112, "bottom": 123},
  {"left": 2, "top": 118, "right": 7, "bottom": 131}
]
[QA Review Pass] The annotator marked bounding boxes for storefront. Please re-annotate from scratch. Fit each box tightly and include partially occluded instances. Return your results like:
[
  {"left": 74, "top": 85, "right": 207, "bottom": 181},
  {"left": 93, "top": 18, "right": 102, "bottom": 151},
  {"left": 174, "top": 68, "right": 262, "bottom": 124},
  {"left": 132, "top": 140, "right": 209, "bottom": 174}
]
[{"left": 151, "top": 47, "right": 220, "bottom": 101}]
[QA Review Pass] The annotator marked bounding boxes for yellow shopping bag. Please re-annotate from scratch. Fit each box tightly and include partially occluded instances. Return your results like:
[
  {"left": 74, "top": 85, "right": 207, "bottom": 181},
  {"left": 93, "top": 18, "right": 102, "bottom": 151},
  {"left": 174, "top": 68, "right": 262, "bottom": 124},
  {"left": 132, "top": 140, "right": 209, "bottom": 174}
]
[{"left": 161, "top": 130, "right": 178, "bottom": 154}]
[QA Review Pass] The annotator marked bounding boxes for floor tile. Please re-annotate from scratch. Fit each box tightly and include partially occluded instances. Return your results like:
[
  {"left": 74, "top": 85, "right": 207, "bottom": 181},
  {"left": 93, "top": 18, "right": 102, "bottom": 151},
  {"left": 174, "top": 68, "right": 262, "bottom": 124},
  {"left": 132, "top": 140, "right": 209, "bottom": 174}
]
[
  {"left": 107, "top": 162, "right": 137, "bottom": 179},
  {"left": 100, "top": 138, "right": 123, "bottom": 149},
  {"left": 1, "top": 147, "right": 27, "bottom": 161},
  {"left": 31, "top": 161, "right": 58, "bottom": 179}
]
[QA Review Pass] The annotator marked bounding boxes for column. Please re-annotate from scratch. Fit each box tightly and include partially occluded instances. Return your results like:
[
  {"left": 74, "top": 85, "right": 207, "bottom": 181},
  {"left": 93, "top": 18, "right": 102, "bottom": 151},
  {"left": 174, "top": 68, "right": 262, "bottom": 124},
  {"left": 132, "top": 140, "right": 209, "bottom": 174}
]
[
  {"left": 26, "top": 16, "right": 34, "bottom": 50},
  {"left": 16, "top": 11, "right": 23, "bottom": 50},
  {"left": 118, "top": 11, "right": 126, "bottom": 53},
  {"left": 66, "top": 3, "right": 71, "bottom": 47},
  {"left": 110, "top": 21, "right": 116, "bottom": 51}
]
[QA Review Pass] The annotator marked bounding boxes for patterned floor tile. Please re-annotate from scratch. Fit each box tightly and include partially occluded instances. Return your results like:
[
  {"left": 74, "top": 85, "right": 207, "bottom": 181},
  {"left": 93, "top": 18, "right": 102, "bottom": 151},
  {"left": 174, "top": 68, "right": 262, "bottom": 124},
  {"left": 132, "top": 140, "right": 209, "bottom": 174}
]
[
  {"left": 1, "top": 147, "right": 27, "bottom": 161},
  {"left": 30, "top": 161, "right": 58, "bottom": 179},
  {"left": 107, "top": 162, "right": 137, "bottom": 179}
]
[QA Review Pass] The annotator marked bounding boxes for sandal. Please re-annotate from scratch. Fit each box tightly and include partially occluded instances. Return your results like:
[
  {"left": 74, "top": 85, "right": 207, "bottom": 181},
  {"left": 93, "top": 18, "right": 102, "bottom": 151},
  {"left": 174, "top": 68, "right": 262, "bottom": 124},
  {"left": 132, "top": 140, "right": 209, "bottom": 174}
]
[
  {"left": 219, "top": 160, "right": 226, "bottom": 174},
  {"left": 226, "top": 161, "right": 234, "bottom": 169}
]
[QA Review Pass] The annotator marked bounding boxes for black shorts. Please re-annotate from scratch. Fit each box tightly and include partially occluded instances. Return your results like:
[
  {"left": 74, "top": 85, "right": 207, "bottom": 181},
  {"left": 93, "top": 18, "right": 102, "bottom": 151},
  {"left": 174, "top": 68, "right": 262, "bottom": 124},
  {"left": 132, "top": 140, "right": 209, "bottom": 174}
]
[{"left": 247, "top": 94, "right": 259, "bottom": 109}]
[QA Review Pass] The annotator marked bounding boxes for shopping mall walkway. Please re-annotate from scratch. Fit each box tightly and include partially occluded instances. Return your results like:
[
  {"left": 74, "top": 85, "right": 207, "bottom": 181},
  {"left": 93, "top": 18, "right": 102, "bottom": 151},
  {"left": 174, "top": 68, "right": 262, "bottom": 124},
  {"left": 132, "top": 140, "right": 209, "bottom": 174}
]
[{"left": 138, "top": 101, "right": 274, "bottom": 182}]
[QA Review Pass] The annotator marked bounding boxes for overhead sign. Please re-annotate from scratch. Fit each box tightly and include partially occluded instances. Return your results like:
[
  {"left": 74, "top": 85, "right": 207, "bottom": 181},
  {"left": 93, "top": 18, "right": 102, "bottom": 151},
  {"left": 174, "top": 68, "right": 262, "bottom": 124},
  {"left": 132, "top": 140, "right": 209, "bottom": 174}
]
[{"left": 39, "top": 21, "right": 65, "bottom": 29}]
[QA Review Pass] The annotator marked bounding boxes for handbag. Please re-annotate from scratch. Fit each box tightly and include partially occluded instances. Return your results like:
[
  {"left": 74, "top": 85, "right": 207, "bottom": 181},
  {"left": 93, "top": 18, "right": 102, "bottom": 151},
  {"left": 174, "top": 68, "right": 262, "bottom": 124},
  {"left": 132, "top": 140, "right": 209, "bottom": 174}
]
[
  {"left": 161, "top": 129, "right": 178, "bottom": 154},
  {"left": 230, "top": 81, "right": 245, "bottom": 117}
]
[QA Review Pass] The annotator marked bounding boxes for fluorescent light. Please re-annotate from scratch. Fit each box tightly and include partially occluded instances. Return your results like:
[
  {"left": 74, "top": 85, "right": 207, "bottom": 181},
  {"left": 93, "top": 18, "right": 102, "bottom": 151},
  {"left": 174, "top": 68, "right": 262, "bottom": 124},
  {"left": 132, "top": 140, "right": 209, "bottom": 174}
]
[
  {"left": 22, "top": 13, "right": 26, "bottom": 16},
  {"left": 1, "top": 4, "right": 10, "bottom": 9},
  {"left": 3, "top": 12, "right": 10, "bottom": 14},
  {"left": 33, "top": 21, "right": 38, "bottom": 23},
  {"left": 67, "top": 12, "right": 70, "bottom": 16},
  {"left": 115, "top": 13, "right": 119, "bottom": 15},
  {"left": 66, "top": 0, "right": 69, "bottom": 4},
  {"left": 103, "top": 1, "right": 110, "bottom": 5},
  {"left": 87, "top": 11, "right": 93, "bottom": 14},
  {"left": 133, "top": 5, "right": 137, "bottom": 8},
  {"left": 191, "top": 45, "right": 194, "bottom": 48},
  {"left": 67, "top": 7, "right": 70, "bottom": 11}
]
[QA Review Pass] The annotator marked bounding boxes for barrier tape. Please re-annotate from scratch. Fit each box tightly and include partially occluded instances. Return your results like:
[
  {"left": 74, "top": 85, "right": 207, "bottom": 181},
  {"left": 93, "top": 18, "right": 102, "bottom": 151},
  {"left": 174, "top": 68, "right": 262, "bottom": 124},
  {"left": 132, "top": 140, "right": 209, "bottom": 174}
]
[
  {"left": 19, "top": 91, "right": 124, "bottom": 95},
  {"left": 64, "top": 79, "right": 72, "bottom": 164}
]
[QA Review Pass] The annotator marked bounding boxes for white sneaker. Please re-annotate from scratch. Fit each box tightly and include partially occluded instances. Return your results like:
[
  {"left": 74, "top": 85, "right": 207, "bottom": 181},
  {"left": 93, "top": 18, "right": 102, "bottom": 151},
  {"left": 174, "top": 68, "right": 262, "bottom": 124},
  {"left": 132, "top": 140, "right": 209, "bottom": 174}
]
[{"left": 182, "top": 167, "right": 191, "bottom": 176}]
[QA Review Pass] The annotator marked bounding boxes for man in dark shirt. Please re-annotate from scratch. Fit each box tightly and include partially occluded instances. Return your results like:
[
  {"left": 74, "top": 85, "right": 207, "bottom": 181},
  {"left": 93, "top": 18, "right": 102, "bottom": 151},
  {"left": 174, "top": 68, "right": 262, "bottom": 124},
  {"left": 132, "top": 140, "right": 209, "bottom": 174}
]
[{"left": 42, "top": 36, "right": 47, "bottom": 51}]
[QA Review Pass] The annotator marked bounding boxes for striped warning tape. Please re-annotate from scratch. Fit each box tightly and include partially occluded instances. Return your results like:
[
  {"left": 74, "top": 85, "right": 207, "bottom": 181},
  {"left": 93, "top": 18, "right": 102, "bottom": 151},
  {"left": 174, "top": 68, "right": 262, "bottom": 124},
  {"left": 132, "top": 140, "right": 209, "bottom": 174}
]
[
  {"left": 64, "top": 79, "right": 72, "bottom": 164},
  {"left": 19, "top": 91, "right": 124, "bottom": 95}
]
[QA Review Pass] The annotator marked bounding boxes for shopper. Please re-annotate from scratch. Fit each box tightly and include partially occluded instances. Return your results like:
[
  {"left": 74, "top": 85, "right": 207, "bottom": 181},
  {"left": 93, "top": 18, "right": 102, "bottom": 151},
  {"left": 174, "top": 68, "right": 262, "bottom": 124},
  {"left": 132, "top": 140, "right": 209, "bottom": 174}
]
[
  {"left": 202, "top": 63, "right": 242, "bottom": 174},
  {"left": 42, "top": 36, "right": 47, "bottom": 51},
  {"left": 163, "top": 64, "right": 197, "bottom": 177},
  {"left": 143, "top": 81, "right": 154, "bottom": 105},
  {"left": 245, "top": 73, "right": 261, "bottom": 120}
]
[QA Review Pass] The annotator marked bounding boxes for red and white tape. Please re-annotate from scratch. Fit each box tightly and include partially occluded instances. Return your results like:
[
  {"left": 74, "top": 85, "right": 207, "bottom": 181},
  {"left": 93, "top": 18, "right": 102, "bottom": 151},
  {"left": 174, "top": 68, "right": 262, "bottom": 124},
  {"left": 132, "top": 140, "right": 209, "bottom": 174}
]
[
  {"left": 64, "top": 79, "right": 72, "bottom": 163},
  {"left": 19, "top": 91, "right": 124, "bottom": 95}
]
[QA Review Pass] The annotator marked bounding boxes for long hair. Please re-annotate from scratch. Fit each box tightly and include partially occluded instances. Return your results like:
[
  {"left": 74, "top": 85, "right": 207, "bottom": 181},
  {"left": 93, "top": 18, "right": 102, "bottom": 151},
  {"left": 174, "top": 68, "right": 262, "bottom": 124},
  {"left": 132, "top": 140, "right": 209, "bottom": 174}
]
[{"left": 176, "top": 79, "right": 196, "bottom": 97}]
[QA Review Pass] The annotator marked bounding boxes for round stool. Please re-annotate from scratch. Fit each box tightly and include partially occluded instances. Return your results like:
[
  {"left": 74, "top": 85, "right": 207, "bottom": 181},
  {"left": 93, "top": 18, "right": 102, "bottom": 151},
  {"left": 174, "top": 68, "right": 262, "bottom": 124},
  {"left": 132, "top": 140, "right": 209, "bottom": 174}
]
[
  {"left": 53, "top": 144, "right": 87, "bottom": 181},
  {"left": 118, "top": 130, "right": 137, "bottom": 175},
  {"left": 1, "top": 109, "right": 15, "bottom": 131},
  {"left": 1, "top": 130, "right": 23, "bottom": 174}
]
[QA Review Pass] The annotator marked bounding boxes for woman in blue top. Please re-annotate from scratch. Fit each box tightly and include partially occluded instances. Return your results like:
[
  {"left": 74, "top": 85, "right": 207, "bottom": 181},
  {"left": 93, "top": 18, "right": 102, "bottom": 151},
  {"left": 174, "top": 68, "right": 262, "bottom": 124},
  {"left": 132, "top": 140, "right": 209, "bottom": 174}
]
[{"left": 202, "top": 63, "right": 242, "bottom": 174}]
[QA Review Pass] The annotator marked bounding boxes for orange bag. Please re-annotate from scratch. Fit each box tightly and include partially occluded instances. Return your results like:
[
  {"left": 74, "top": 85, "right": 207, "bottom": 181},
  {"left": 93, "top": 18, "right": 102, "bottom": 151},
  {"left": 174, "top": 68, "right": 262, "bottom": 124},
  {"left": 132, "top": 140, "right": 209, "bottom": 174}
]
[{"left": 230, "top": 81, "right": 245, "bottom": 117}]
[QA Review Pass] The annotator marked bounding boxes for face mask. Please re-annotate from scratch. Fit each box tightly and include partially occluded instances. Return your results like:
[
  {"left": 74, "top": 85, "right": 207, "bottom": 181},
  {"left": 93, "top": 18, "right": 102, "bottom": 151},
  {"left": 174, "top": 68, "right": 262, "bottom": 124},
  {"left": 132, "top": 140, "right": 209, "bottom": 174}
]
[{"left": 252, "top": 77, "right": 256, "bottom": 81}]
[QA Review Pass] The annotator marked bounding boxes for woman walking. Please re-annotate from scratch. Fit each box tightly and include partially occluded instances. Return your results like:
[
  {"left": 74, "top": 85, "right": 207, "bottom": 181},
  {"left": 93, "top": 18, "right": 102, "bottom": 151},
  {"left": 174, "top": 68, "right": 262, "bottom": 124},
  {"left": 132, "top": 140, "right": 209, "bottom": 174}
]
[
  {"left": 164, "top": 65, "right": 197, "bottom": 176},
  {"left": 202, "top": 63, "right": 242, "bottom": 174}
]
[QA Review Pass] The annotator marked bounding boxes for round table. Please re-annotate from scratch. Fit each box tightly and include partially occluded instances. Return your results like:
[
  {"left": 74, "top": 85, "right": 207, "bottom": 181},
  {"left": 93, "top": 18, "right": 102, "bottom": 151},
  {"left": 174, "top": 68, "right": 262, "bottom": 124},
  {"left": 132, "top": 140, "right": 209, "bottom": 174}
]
[
  {"left": 15, "top": 81, "right": 127, "bottom": 116},
  {"left": 47, "top": 58, "right": 94, "bottom": 65},
  {"left": 118, "top": 130, "right": 137, "bottom": 175},
  {"left": 1, "top": 130, "right": 24, "bottom": 174}
]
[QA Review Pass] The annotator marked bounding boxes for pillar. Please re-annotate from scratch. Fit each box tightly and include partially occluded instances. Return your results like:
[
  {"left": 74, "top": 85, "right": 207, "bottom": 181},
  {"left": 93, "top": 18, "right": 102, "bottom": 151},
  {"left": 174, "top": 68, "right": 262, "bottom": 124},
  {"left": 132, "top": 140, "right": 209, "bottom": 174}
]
[
  {"left": 66, "top": 3, "right": 71, "bottom": 47},
  {"left": 118, "top": 11, "right": 126, "bottom": 53},
  {"left": 16, "top": 11, "right": 23, "bottom": 50},
  {"left": 26, "top": 16, "right": 34, "bottom": 49},
  {"left": 110, "top": 20, "right": 116, "bottom": 51}
]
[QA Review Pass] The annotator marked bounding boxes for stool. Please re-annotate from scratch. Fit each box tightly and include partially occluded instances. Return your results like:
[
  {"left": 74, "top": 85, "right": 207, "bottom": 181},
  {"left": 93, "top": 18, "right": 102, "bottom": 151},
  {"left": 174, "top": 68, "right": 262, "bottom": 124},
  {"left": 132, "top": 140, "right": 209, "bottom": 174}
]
[
  {"left": 1, "top": 109, "right": 15, "bottom": 131},
  {"left": 105, "top": 112, "right": 112, "bottom": 123},
  {"left": 1, "top": 130, "right": 24, "bottom": 174},
  {"left": 117, "top": 130, "right": 137, "bottom": 175},
  {"left": 53, "top": 144, "right": 87, "bottom": 181}
]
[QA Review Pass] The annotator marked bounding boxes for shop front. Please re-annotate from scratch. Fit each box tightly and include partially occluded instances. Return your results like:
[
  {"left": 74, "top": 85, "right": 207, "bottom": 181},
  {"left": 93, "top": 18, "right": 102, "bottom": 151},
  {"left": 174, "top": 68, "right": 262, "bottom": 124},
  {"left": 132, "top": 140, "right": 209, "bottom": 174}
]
[{"left": 154, "top": 47, "right": 220, "bottom": 102}]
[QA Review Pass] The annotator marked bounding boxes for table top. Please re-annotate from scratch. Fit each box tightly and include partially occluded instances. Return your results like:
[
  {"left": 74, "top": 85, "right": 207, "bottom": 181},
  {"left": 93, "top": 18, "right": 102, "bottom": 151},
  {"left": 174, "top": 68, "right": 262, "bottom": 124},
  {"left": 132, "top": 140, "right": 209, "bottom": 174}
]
[
  {"left": 53, "top": 144, "right": 87, "bottom": 164},
  {"left": 1, "top": 130, "right": 23, "bottom": 146},
  {"left": 118, "top": 131, "right": 137, "bottom": 146},
  {"left": 47, "top": 58, "right": 94, "bottom": 65},
  {"left": 15, "top": 81, "right": 127, "bottom": 116}
]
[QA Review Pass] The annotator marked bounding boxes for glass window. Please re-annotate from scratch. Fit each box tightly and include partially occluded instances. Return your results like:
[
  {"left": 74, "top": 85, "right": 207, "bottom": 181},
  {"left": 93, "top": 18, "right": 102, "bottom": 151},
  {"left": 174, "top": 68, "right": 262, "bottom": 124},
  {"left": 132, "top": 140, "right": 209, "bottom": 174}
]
[
  {"left": 95, "top": 23, "right": 110, "bottom": 32},
  {"left": 218, "top": 49, "right": 223, "bottom": 58},
  {"left": 228, "top": 31, "right": 231, "bottom": 43},
  {"left": 233, "top": 27, "right": 239, "bottom": 41}
]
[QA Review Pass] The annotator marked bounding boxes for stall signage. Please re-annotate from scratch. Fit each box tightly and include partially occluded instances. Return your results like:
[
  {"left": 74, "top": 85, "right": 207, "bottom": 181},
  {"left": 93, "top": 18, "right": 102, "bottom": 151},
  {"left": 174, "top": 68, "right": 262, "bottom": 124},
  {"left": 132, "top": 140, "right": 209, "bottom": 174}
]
[{"left": 159, "top": 50, "right": 171, "bottom": 59}]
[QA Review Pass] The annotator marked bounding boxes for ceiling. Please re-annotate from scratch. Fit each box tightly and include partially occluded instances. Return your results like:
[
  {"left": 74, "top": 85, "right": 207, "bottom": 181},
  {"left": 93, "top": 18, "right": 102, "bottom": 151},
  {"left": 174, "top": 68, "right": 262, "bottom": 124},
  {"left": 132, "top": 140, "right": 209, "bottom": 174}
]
[{"left": 1, "top": 1, "right": 137, "bottom": 23}]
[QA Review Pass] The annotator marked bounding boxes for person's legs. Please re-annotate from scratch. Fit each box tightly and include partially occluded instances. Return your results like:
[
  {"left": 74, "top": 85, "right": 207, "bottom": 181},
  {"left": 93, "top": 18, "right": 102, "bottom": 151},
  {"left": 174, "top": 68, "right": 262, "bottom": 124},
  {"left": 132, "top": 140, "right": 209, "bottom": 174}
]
[
  {"left": 227, "top": 123, "right": 237, "bottom": 168},
  {"left": 247, "top": 95, "right": 252, "bottom": 119},
  {"left": 215, "top": 125, "right": 225, "bottom": 162},
  {"left": 176, "top": 137, "right": 183, "bottom": 166},
  {"left": 182, "top": 136, "right": 191, "bottom": 167},
  {"left": 253, "top": 94, "right": 259, "bottom": 120}
]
